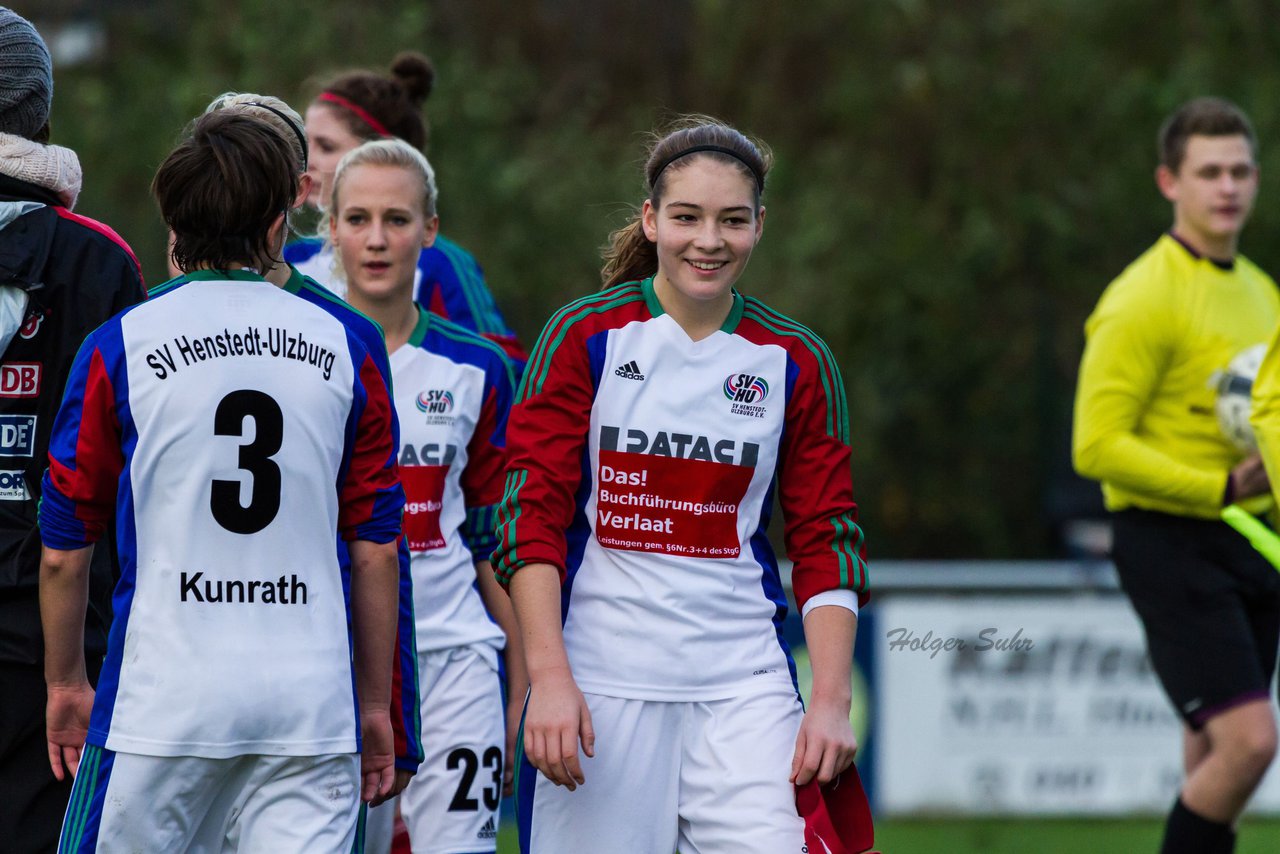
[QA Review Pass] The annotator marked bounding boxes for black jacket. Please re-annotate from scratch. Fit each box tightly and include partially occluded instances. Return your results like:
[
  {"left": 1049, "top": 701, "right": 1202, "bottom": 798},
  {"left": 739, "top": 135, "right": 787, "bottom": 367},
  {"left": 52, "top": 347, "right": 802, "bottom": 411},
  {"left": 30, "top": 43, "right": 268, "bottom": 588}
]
[{"left": 0, "top": 173, "right": 144, "bottom": 666}]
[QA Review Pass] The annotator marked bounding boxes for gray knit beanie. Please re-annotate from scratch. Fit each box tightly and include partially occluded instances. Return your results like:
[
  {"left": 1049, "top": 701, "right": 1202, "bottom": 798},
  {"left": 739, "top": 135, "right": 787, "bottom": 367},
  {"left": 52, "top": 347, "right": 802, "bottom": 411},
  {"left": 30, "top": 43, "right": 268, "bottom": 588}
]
[{"left": 0, "top": 8, "right": 51, "bottom": 139}]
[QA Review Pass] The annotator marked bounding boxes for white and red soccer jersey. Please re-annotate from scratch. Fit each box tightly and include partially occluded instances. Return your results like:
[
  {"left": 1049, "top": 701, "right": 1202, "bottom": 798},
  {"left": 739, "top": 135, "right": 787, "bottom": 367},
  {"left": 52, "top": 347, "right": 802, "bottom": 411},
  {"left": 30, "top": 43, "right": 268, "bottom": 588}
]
[
  {"left": 39, "top": 269, "right": 403, "bottom": 758},
  {"left": 493, "top": 278, "right": 868, "bottom": 701},
  {"left": 393, "top": 307, "right": 513, "bottom": 657}
]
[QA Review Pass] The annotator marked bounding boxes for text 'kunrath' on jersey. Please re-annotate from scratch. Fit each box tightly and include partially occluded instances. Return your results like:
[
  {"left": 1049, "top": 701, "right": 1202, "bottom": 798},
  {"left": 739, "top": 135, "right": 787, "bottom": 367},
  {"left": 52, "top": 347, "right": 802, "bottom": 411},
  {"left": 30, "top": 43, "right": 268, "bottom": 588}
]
[
  {"left": 493, "top": 278, "right": 868, "bottom": 701},
  {"left": 39, "top": 269, "right": 404, "bottom": 758}
]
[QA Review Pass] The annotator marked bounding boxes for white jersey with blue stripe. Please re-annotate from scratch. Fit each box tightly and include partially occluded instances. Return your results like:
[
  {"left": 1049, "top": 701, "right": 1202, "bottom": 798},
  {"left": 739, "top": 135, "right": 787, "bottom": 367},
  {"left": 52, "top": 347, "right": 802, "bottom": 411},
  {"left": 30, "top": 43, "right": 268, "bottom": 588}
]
[{"left": 40, "top": 270, "right": 403, "bottom": 758}]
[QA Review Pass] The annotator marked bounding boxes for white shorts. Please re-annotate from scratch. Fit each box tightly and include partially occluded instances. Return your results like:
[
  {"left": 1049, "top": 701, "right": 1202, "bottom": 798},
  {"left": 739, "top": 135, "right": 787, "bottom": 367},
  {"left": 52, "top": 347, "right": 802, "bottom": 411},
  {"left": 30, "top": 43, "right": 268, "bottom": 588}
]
[
  {"left": 58, "top": 744, "right": 359, "bottom": 852},
  {"left": 517, "top": 690, "right": 807, "bottom": 854},
  {"left": 399, "top": 645, "right": 505, "bottom": 854},
  {"left": 356, "top": 799, "right": 396, "bottom": 854}
]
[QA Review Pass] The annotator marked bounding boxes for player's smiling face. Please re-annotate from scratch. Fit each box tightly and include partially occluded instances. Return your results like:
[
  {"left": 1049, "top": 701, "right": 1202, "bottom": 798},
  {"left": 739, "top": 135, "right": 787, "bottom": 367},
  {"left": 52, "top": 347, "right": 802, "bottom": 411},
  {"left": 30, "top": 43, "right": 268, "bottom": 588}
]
[
  {"left": 642, "top": 156, "right": 764, "bottom": 316},
  {"left": 331, "top": 163, "right": 438, "bottom": 304},
  {"left": 1159, "top": 134, "right": 1258, "bottom": 257},
  {"left": 305, "top": 103, "right": 365, "bottom": 208}
]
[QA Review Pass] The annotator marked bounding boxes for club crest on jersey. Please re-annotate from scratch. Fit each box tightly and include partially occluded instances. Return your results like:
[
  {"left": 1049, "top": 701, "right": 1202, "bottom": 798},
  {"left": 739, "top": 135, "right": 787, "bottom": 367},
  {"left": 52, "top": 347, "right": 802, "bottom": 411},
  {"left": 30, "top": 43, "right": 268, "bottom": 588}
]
[
  {"left": 416, "top": 389, "right": 455, "bottom": 424},
  {"left": 724, "top": 373, "right": 769, "bottom": 418}
]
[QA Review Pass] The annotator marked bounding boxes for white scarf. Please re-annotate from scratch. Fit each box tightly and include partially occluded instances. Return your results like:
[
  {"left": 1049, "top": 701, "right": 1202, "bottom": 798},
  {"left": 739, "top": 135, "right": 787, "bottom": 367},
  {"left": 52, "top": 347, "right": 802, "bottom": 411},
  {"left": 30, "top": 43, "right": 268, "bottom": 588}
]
[{"left": 0, "top": 132, "right": 82, "bottom": 209}]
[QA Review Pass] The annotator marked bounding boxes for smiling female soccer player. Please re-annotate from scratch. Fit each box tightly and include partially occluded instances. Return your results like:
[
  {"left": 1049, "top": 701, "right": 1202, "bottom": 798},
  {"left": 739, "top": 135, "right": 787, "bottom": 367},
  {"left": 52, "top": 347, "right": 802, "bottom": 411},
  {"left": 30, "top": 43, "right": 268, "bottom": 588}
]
[
  {"left": 327, "top": 138, "right": 525, "bottom": 854},
  {"left": 494, "top": 117, "right": 871, "bottom": 853}
]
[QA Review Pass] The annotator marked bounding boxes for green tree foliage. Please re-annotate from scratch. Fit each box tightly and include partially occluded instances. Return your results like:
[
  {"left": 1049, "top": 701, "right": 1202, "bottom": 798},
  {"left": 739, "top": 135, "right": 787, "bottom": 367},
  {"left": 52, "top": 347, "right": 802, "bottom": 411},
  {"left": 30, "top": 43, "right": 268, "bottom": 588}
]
[{"left": 41, "top": 0, "right": 1280, "bottom": 557}]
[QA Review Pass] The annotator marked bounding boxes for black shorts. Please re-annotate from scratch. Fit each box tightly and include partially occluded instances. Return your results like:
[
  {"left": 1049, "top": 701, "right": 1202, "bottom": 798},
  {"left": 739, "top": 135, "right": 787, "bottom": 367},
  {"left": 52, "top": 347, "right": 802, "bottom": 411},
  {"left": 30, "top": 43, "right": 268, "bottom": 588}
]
[{"left": 1111, "top": 508, "right": 1280, "bottom": 729}]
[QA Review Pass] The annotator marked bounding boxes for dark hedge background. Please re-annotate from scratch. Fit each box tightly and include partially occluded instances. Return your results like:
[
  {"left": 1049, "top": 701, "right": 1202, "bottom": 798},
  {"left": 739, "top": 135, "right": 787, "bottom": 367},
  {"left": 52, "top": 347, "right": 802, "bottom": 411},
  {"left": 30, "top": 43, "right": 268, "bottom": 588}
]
[{"left": 37, "top": 0, "right": 1280, "bottom": 557}]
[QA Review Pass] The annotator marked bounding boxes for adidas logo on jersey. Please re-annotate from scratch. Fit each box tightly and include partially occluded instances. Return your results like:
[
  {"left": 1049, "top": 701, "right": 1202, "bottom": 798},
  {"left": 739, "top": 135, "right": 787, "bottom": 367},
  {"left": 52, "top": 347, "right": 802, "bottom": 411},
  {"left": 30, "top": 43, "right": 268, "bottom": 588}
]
[
  {"left": 614, "top": 360, "right": 645, "bottom": 381},
  {"left": 477, "top": 816, "right": 498, "bottom": 840}
]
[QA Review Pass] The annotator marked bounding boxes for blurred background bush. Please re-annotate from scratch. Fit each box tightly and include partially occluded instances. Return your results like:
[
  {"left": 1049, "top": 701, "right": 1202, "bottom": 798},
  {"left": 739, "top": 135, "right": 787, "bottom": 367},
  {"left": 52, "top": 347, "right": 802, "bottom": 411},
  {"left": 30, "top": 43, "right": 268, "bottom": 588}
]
[{"left": 34, "top": 0, "right": 1280, "bottom": 558}]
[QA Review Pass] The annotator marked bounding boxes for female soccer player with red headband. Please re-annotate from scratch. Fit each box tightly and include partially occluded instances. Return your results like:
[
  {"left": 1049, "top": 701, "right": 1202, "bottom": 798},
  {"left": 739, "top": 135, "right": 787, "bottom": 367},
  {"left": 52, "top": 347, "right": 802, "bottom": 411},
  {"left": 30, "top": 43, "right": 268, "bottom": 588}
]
[{"left": 285, "top": 52, "right": 525, "bottom": 367}]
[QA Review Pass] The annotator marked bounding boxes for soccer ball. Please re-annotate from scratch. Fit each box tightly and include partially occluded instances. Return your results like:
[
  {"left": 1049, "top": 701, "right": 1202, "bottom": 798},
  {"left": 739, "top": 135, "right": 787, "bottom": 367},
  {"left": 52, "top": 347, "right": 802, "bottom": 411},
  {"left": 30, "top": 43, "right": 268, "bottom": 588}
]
[{"left": 1215, "top": 343, "right": 1267, "bottom": 452}]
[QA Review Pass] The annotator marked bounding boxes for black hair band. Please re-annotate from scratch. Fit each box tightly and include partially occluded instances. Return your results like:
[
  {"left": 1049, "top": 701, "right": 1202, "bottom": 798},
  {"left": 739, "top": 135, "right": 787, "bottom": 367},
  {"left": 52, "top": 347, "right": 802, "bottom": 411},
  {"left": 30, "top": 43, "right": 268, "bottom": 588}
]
[
  {"left": 650, "top": 144, "right": 764, "bottom": 191},
  {"left": 246, "top": 102, "right": 309, "bottom": 171}
]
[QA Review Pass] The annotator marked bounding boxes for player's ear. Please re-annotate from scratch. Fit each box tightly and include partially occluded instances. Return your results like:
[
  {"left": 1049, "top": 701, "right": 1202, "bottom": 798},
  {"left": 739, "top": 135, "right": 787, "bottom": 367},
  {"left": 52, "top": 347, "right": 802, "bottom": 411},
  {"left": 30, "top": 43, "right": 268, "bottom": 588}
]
[
  {"left": 641, "top": 199, "right": 659, "bottom": 242},
  {"left": 265, "top": 212, "right": 287, "bottom": 260},
  {"left": 422, "top": 214, "right": 439, "bottom": 250},
  {"left": 1156, "top": 164, "right": 1179, "bottom": 203},
  {"left": 294, "top": 174, "right": 314, "bottom": 210}
]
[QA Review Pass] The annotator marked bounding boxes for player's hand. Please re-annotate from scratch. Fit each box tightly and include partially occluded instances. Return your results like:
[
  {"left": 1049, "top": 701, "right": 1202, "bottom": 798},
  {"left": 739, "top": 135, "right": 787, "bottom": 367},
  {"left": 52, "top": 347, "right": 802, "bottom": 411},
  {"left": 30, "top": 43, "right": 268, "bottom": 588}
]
[
  {"left": 46, "top": 681, "right": 94, "bottom": 781},
  {"left": 1229, "top": 453, "right": 1270, "bottom": 502},
  {"left": 359, "top": 705, "right": 396, "bottom": 803},
  {"left": 504, "top": 693, "right": 524, "bottom": 797},
  {"left": 790, "top": 699, "right": 858, "bottom": 787},
  {"left": 523, "top": 666, "right": 593, "bottom": 791},
  {"left": 371, "top": 769, "right": 413, "bottom": 807}
]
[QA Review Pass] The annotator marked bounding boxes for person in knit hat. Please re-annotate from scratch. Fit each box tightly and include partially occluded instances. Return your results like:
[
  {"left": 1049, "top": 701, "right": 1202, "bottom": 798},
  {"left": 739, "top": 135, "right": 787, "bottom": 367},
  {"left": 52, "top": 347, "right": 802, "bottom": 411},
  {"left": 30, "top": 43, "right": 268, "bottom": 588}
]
[
  {"left": 0, "top": 9, "right": 146, "bottom": 851},
  {"left": 0, "top": 6, "right": 53, "bottom": 140}
]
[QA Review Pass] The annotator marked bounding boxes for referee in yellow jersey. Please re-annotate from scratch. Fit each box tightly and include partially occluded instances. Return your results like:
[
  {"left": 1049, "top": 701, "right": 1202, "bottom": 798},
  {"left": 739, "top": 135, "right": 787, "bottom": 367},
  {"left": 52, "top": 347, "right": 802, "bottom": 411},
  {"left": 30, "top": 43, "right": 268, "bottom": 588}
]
[{"left": 1074, "top": 97, "right": 1280, "bottom": 854}]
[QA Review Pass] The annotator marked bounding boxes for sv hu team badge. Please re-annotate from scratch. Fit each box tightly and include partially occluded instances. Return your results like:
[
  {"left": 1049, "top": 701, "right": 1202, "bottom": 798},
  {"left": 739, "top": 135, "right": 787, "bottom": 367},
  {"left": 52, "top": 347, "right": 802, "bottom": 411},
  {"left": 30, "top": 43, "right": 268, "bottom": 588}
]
[
  {"left": 723, "top": 373, "right": 768, "bottom": 404},
  {"left": 416, "top": 389, "right": 454, "bottom": 414}
]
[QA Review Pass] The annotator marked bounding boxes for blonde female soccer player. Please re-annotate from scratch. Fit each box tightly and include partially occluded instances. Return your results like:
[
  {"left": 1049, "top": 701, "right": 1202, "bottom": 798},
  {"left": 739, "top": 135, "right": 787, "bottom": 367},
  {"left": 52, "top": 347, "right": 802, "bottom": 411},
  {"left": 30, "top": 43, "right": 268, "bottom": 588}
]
[
  {"left": 494, "top": 117, "right": 871, "bottom": 854},
  {"left": 328, "top": 137, "right": 525, "bottom": 854}
]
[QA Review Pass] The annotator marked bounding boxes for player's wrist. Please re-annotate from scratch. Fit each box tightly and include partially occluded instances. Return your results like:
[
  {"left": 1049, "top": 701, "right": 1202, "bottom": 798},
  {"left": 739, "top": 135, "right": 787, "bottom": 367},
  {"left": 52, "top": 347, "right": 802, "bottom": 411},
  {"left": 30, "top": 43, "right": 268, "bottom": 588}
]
[
  {"left": 358, "top": 703, "right": 392, "bottom": 720},
  {"left": 527, "top": 662, "right": 576, "bottom": 686},
  {"left": 807, "top": 689, "right": 853, "bottom": 715},
  {"left": 44, "top": 669, "right": 90, "bottom": 690}
]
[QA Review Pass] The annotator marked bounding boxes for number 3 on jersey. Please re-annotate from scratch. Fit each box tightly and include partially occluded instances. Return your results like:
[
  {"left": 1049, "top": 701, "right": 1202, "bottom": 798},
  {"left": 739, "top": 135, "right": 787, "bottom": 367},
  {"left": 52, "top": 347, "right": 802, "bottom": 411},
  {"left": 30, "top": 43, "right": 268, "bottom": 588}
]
[{"left": 211, "top": 389, "right": 283, "bottom": 534}]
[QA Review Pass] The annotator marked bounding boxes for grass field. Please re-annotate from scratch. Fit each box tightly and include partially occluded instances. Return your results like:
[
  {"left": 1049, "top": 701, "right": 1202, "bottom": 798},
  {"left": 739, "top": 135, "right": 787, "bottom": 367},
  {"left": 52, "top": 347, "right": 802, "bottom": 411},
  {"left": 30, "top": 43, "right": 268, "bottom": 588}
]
[{"left": 493, "top": 816, "right": 1280, "bottom": 852}]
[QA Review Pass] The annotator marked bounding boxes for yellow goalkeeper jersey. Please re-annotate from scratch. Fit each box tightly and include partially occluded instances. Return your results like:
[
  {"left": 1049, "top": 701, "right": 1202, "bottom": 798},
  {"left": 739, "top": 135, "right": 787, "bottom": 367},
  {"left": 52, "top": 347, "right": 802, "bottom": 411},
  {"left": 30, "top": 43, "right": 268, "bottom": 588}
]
[
  {"left": 1250, "top": 310, "right": 1280, "bottom": 503},
  {"left": 1073, "top": 233, "right": 1279, "bottom": 518}
]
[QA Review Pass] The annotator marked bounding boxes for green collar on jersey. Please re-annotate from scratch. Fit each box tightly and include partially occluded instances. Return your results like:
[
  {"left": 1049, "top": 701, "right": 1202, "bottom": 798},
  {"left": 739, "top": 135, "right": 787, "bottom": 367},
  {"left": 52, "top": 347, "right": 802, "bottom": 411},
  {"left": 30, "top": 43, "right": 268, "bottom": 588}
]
[
  {"left": 182, "top": 268, "right": 268, "bottom": 283},
  {"left": 407, "top": 303, "right": 432, "bottom": 348},
  {"left": 640, "top": 276, "right": 745, "bottom": 334},
  {"left": 282, "top": 265, "right": 307, "bottom": 294}
]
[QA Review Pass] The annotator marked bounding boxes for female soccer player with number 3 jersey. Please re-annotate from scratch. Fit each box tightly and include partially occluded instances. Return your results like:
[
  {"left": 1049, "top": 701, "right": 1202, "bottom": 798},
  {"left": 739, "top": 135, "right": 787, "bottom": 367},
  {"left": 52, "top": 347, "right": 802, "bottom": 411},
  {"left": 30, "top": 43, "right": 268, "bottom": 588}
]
[
  {"left": 494, "top": 117, "right": 872, "bottom": 854},
  {"left": 328, "top": 138, "right": 525, "bottom": 854},
  {"left": 39, "top": 112, "right": 404, "bottom": 851}
]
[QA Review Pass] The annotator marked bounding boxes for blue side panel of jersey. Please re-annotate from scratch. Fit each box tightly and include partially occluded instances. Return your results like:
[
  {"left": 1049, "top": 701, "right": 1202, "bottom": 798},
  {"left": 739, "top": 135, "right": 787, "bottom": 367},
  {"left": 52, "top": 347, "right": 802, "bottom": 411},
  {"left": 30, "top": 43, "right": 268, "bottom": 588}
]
[
  {"left": 85, "top": 321, "right": 140, "bottom": 746},
  {"left": 561, "top": 450, "right": 595, "bottom": 627},
  {"left": 751, "top": 352, "right": 804, "bottom": 696},
  {"left": 559, "top": 329, "right": 609, "bottom": 624}
]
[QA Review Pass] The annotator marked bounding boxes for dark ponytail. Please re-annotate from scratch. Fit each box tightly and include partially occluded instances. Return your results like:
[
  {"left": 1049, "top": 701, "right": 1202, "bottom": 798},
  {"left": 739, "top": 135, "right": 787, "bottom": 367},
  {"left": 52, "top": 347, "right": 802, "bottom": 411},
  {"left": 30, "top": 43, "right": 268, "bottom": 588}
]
[
  {"left": 600, "top": 220, "right": 658, "bottom": 291},
  {"left": 316, "top": 51, "right": 436, "bottom": 150},
  {"left": 600, "top": 115, "right": 772, "bottom": 290}
]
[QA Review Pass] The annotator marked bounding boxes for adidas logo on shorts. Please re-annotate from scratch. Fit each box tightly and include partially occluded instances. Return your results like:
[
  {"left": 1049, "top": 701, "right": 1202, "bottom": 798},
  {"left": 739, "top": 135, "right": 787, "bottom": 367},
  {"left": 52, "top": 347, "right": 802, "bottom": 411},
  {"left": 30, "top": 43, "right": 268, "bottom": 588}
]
[
  {"left": 614, "top": 360, "right": 645, "bottom": 381},
  {"left": 478, "top": 816, "right": 498, "bottom": 840}
]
